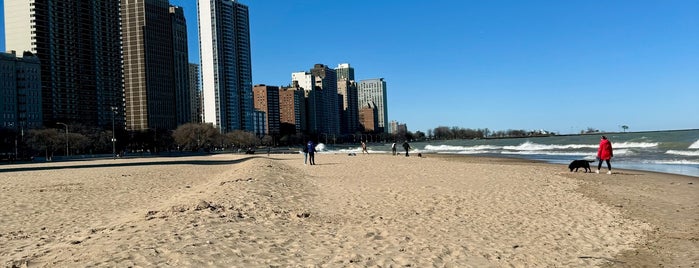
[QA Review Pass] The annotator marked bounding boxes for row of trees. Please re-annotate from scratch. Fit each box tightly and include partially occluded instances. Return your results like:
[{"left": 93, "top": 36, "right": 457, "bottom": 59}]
[
  {"left": 425, "top": 126, "right": 555, "bottom": 140},
  {"left": 1, "top": 122, "right": 566, "bottom": 161}
]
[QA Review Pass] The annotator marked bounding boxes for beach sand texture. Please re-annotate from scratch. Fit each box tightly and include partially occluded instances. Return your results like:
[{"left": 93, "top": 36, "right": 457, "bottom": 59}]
[{"left": 0, "top": 154, "right": 696, "bottom": 267}]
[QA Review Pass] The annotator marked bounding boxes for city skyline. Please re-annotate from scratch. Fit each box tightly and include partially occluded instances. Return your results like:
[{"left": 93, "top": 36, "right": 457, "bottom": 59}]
[{"left": 2, "top": 0, "right": 697, "bottom": 134}]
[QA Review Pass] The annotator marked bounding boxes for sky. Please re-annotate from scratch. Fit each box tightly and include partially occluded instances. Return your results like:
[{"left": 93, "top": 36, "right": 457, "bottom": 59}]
[{"left": 1, "top": 0, "right": 698, "bottom": 134}]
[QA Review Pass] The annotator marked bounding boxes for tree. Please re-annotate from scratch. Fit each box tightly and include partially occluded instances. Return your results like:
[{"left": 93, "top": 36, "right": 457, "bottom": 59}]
[
  {"left": 26, "top": 128, "right": 62, "bottom": 160},
  {"left": 172, "top": 123, "right": 220, "bottom": 151},
  {"left": 621, "top": 125, "right": 629, "bottom": 132}
]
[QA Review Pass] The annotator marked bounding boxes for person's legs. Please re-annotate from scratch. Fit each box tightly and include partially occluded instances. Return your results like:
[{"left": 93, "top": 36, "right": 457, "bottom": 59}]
[
  {"left": 606, "top": 159, "right": 612, "bottom": 174},
  {"left": 304, "top": 152, "right": 307, "bottom": 165}
]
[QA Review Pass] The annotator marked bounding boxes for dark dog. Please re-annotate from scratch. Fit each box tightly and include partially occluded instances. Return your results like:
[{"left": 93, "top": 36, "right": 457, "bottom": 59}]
[{"left": 568, "top": 160, "right": 594, "bottom": 172}]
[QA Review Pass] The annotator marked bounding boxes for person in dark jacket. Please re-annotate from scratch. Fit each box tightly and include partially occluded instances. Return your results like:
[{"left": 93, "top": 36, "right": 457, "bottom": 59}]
[
  {"left": 402, "top": 141, "right": 411, "bottom": 157},
  {"left": 307, "top": 140, "right": 316, "bottom": 165},
  {"left": 596, "top": 135, "right": 613, "bottom": 174}
]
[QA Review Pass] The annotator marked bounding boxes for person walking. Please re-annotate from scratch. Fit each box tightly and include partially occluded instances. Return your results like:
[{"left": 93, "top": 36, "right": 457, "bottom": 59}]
[
  {"left": 361, "top": 141, "right": 369, "bottom": 154},
  {"left": 596, "top": 135, "right": 613, "bottom": 174},
  {"left": 307, "top": 140, "right": 316, "bottom": 165},
  {"left": 402, "top": 141, "right": 411, "bottom": 157},
  {"left": 391, "top": 142, "right": 397, "bottom": 156}
]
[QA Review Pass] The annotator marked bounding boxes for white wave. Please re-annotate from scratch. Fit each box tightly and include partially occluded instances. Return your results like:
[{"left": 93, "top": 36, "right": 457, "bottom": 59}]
[
  {"left": 666, "top": 150, "right": 699, "bottom": 156},
  {"left": 425, "top": 144, "right": 502, "bottom": 151},
  {"left": 503, "top": 141, "right": 597, "bottom": 151},
  {"left": 612, "top": 141, "right": 658, "bottom": 149},
  {"left": 648, "top": 159, "right": 699, "bottom": 165},
  {"left": 689, "top": 139, "right": 699, "bottom": 149},
  {"left": 454, "top": 150, "right": 492, "bottom": 155},
  {"left": 501, "top": 151, "right": 596, "bottom": 156}
]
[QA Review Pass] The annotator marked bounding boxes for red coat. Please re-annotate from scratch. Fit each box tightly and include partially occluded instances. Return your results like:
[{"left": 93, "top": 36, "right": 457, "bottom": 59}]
[{"left": 597, "top": 139, "right": 613, "bottom": 160}]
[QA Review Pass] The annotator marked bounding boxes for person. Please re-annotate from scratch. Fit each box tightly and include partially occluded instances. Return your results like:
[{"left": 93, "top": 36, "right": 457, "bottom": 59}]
[
  {"left": 402, "top": 141, "right": 411, "bottom": 157},
  {"left": 307, "top": 140, "right": 316, "bottom": 165},
  {"left": 596, "top": 135, "right": 613, "bottom": 174},
  {"left": 361, "top": 141, "right": 369, "bottom": 154},
  {"left": 302, "top": 144, "right": 309, "bottom": 165},
  {"left": 391, "top": 142, "right": 397, "bottom": 156}
]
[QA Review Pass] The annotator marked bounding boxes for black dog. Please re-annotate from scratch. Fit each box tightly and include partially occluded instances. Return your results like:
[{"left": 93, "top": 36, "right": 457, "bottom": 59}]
[{"left": 568, "top": 160, "right": 594, "bottom": 172}]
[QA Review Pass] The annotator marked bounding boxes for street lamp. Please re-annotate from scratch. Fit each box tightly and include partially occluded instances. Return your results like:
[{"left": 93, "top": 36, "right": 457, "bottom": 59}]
[
  {"left": 56, "top": 122, "right": 68, "bottom": 157},
  {"left": 111, "top": 106, "right": 117, "bottom": 159}
]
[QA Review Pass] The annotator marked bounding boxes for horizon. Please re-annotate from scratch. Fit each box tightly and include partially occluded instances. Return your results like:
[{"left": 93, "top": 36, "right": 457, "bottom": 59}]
[{"left": 1, "top": 0, "right": 697, "bottom": 134}]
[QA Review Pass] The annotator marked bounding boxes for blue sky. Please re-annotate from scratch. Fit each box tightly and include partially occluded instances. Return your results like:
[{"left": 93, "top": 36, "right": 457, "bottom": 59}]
[{"left": 2, "top": 0, "right": 698, "bottom": 134}]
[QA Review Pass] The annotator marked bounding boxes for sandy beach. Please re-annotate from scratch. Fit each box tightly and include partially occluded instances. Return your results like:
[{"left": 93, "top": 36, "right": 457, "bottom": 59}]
[{"left": 0, "top": 153, "right": 696, "bottom": 267}]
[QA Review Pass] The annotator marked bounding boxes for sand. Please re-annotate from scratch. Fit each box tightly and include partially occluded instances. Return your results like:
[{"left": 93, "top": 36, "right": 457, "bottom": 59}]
[{"left": 0, "top": 153, "right": 696, "bottom": 267}]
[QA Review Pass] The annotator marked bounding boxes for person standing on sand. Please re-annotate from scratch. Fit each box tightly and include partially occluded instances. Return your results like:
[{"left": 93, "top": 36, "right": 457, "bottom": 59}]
[
  {"left": 402, "top": 141, "right": 411, "bottom": 157},
  {"left": 596, "top": 135, "right": 613, "bottom": 174},
  {"left": 361, "top": 141, "right": 369, "bottom": 154},
  {"left": 391, "top": 142, "right": 397, "bottom": 155},
  {"left": 307, "top": 140, "right": 316, "bottom": 165}
]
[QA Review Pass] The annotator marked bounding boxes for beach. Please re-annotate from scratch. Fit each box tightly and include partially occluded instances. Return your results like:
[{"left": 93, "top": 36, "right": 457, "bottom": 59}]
[{"left": 0, "top": 153, "right": 696, "bottom": 267}]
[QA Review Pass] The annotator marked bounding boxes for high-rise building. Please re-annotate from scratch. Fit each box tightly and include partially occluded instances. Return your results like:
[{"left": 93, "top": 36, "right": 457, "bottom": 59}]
[
  {"left": 170, "top": 6, "right": 192, "bottom": 127},
  {"left": 122, "top": 0, "right": 190, "bottom": 131},
  {"left": 0, "top": 51, "right": 42, "bottom": 130},
  {"left": 336, "top": 63, "right": 358, "bottom": 134},
  {"left": 189, "top": 63, "right": 201, "bottom": 123},
  {"left": 198, "top": 0, "right": 253, "bottom": 133},
  {"left": 335, "top": 63, "right": 355, "bottom": 81},
  {"left": 292, "top": 64, "right": 340, "bottom": 136},
  {"left": 358, "top": 78, "right": 388, "bottom": 133},
  {"left": 253, "top": 84, "right": 280, "bottom": 137},
  {"left": 4, "top": 0, "right": 123, "bottom": 129},
  {"left": 279, "top": 83, "right": 305, "bottom": 135}
]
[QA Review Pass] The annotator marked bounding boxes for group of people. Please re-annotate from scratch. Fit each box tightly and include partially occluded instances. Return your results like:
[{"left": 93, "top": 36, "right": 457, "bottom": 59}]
[
  {"left": 301, "top": 135, "right": 614, "bottom": 172},
  {"left": 302, "top": 140, "right": 415, "bottom": 165}
]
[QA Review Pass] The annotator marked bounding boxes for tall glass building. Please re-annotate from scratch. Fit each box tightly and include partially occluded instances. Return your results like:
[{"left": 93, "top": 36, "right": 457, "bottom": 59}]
[
  {"left": 198, "top": 0, "right": 253, "bottom": 133},
  {"left": 4, "top": 0, "right": 123, "bottom": 129}
]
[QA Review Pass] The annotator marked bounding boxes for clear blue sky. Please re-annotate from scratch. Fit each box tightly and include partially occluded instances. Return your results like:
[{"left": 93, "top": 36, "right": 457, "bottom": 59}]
[{"left": 2, "top": 0, "right": 698, "bottom": 134}]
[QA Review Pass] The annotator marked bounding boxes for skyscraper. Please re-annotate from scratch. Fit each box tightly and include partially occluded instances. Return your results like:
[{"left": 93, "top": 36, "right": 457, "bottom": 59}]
[
  {"left": 292, "top": 64, "right": 340, "bottom": 136},
  {"left": 4, "top": 0, "right": 123, "bottom": 129},
  {"left": 336, "top": 63, "right": 359, "bottom": 134},
  {"left": 198, "top": 0, "right": 253, "bottom": 133},
  {"left": 358, "top": 78, "right": 388, "bottom": 133},
  {"left": 122, "top": 0, "right": 190, "bottom": 131},
  {"left": 189, "top": 63, "right": 201, "bottom": 123}
]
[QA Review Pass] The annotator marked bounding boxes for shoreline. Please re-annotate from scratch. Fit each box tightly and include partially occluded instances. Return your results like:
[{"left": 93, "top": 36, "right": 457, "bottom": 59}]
[{"left": 0, "top": 154, "right": 696, "bottom": 266}]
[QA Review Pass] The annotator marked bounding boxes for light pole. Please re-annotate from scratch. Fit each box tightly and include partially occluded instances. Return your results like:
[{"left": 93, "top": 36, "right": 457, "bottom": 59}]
[
  {"left": 56, "top": 122, "right": 68, "bottom": 157},
  {"left": 111, "top": 106, "right": 117, "bottom": 159}
]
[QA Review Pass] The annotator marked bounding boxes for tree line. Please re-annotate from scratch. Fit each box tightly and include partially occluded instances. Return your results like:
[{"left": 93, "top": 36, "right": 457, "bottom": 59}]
[{"left": 1, "top": 123, "right": 559, "bottom": 161}]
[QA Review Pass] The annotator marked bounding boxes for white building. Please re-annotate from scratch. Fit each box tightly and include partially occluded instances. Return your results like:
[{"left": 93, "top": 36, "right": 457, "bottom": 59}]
[{"left": 198, "top": 0, "right": 253, "bottom": 132}]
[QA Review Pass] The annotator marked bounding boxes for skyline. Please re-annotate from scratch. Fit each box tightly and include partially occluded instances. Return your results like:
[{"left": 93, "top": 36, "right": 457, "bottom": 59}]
[{"left": 2, "top": 0, "right": 697, "bottom": 134}]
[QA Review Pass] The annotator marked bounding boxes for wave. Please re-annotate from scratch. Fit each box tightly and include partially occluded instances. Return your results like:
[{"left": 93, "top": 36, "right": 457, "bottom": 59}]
[
  {"left": 613, "top": 141, "right": 659, "bottom": 149},
  {"left": 501, "top": 141, "right": 657, "bottom": 151},
  {"left": 689, "top": 139, "right": 699, "bottom": 149},
  {"left": 501, "top": 148, "right": 632, "bottom": 156},
  {"left": 502, "top": 141, "right": 597, "bottom": 151},
  {"left": 647, "top": 159, "right": 699, "bottom": 165},
  {"left": 424, "top": 144, "right": 502, "bottom": 151},
  {"left": 666, "top": 150, "right": 699, "bottom": 156}
]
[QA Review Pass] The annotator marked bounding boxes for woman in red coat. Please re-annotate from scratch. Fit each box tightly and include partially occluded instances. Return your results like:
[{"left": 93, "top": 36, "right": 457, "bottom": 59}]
[{"left": 596, "top": 135, "right": 613, "bottom": 174}]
